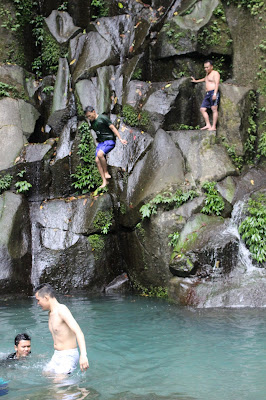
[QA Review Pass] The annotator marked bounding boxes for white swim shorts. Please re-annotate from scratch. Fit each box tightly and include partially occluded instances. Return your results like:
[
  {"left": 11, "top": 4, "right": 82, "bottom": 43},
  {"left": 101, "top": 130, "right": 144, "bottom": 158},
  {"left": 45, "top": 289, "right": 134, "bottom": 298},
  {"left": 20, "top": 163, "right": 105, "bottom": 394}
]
[{"left": 44, "top": 348, "right": 79, "bottom": 374}]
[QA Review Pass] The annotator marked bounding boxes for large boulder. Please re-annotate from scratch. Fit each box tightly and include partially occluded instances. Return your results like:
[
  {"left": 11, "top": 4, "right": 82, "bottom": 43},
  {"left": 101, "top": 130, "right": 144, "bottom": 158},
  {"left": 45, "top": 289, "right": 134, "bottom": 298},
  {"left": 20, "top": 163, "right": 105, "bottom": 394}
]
[
  {"left": 169, "top": 129, "right": 236, "bottom": 183},
  {"left": 0, "top": 98, "right": 40, "bottom": 170},
  {"left": 0, "top": 191, "right": 31, "bottom": 295},
  {"left": 29, "top": 194, "right": 121, "bottom": 291},
  {"left": 218, "top": 83, "right": 253, "bottom": 156},
  {"left": 45, "top": 11, "right": 82, "bottom": 44},
  {"left": 153, "top": 0, "right": 231, "bottom": 59},
  {"left": 71, "top": 31, "right": 117, "bottom": 83}
]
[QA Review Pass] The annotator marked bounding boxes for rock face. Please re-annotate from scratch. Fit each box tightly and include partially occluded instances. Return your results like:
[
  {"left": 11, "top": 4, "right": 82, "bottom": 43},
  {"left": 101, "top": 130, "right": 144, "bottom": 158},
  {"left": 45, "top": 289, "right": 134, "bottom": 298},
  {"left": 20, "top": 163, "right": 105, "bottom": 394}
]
[
  {"left": 0, "top": 2, "right": 265, "bottom": 305},
  {"left": 0, "top": 192, "right": 31, "bottom": 294}
]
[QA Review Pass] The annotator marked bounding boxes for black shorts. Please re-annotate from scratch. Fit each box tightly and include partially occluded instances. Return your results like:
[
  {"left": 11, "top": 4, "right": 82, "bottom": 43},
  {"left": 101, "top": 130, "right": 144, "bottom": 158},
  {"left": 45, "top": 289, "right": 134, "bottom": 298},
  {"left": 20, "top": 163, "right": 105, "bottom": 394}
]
[{"left": 201, "top": 90, "right": 220, "bottom": 108}]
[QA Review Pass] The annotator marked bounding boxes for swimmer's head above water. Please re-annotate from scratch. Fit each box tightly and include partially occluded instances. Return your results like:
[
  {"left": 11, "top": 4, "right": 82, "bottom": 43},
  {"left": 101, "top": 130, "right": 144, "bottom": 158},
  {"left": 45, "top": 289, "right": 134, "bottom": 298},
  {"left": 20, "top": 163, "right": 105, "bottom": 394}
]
[{"left": 7, "top": 333, "right": 31, "bottom": 359}]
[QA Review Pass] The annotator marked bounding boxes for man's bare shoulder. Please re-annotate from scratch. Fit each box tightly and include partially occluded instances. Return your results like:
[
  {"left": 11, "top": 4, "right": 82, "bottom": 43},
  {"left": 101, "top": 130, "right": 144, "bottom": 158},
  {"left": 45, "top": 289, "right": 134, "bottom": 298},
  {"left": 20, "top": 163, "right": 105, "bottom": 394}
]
[{"left": 57, "top": 303, "right": 72, "bottom": 317}]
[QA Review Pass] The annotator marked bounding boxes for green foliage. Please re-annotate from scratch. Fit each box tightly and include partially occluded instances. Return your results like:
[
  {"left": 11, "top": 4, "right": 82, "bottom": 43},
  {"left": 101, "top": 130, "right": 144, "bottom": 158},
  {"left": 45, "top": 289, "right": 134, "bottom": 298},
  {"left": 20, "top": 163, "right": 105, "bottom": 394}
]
[
  {"left": 225, "top": 0, "right": 265, "bottom": 16},
  {"left": 168, "top": 231, "right": 180, "bottom": 248},
  {"left": 58, "top": 2, "right": 68, "bottom": 11},
  {"left": 0, "top": 174, "right": 13, "bottom": 194},
  {"left": 42, "top": 85, "right": 54, "bottom": 95},
  {"left": 134, "top": 283, "right": 168, "bottom": 299},
  {"left": 140, "top": 189, "right": 199, "bottom": 220},
  {"left": 201, "top": 181, "right": 225, "bottom": 216},
  {"left": 122, "top": 105, "right": 150, "bottom": 130},
  {"left": 169, "top": 123, "right": 200, "bottom": 130},
  {"left": 163, "top": 22, "right": 186, "bottom": 51},
  {"left": 0, "top": 81, "right": 26, "bottom": 99},
  {"left": 93, "top": 211, "right": 113, "bottom": 234},
  {"left": 15, "top": 170, "right": 32, "bottom": 193},
  {"left": 71, "top": 122, "right": 101, "bottom": 193},
  {"left": 221, "top": 138, "right": 244, "bottom": 170},
  {"left": 91, "top": 0, "right": 109, "bottom": 19},
  {"left": 88, "top": 234, "right": 105, "bottom": 260},
  {"left": 244, "top": 91, "right": 257, "bottom": 163},
  {"left": 132, "top": 68, "right": 142, "bottom": 80},
  {"left": 239, "top": 193, "right": 266, "bottom": 263},
  {"left": 257, "top": 132, "right": 266, "bottom": 158}
]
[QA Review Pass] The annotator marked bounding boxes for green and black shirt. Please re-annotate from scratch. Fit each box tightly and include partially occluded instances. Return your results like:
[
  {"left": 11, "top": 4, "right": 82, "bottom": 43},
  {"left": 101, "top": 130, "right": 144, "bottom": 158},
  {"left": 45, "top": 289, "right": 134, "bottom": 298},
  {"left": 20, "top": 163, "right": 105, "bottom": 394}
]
[{"left": 90, "top": 114, "right": 115, "bottom": 142}]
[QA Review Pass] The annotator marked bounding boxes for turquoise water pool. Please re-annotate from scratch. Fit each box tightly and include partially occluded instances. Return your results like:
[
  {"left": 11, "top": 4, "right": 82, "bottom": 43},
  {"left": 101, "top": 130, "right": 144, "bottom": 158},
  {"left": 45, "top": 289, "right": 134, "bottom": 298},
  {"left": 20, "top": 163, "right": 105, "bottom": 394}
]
[{"left": 0, "top": 295, "right": 265, "bottom": 399}]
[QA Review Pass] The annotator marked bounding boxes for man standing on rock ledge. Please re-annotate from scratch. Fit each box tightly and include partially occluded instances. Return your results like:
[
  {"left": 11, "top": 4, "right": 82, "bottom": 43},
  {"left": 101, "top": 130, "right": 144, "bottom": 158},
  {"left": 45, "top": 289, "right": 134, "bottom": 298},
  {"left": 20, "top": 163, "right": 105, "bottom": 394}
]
[
  {"left": 85, "top": 106, "right": 127, "bottom": 189},
  {"left": 191, "top": 60, "right": 220, "bottom": 131}
]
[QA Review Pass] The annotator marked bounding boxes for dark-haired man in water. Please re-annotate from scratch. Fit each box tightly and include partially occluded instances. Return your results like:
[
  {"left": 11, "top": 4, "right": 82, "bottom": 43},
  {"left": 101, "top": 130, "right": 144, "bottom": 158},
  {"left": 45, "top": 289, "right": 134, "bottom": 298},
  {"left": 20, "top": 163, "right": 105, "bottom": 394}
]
[
  {"left": 35, "top": 283, "right": 89, "bottom": 375},
  {"left": 6, "top": 333, "right": 31, "bottom": 360},
  {"left": 85, "top": 106, "right": 127, "bottom": 188},
  {"left": 191, "top": 60, "right": 220, "bottom": 131}
]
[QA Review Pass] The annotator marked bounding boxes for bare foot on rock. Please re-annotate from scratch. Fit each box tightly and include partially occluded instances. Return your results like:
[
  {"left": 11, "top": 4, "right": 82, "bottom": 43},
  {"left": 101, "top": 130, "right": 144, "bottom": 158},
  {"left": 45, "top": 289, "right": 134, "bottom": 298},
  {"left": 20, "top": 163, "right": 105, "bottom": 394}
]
[
  {"left": 200, "top": 125, "right": 211, "bottom": 131},
  {"left": 105, "top": 173, "right": 111, "bottom": 179}
]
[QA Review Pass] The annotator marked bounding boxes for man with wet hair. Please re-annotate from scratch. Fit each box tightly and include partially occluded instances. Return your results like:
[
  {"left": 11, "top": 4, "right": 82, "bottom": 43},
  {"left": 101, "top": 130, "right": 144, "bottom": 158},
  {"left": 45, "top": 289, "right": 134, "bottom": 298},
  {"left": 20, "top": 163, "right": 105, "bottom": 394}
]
[
  {"left": 6, "top": 333, "right": 31, "bottom": 360},
  {"left": 191, "top": 60, "right": 220, "bottom": 131},
  {"left": 84, "top": 106, "right": 127, "bottom": 188},
  {"left": 35, "top": 283, "right": 89, "bottom": 375}
]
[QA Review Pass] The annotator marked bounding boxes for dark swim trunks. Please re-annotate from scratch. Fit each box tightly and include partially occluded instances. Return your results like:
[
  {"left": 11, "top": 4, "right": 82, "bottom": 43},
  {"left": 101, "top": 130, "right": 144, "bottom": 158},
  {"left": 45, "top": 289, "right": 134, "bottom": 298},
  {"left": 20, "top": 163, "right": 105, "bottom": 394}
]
[
  {"left": 95, "top": 140, "right": 116, "bottom": 157},
  {"left": 201, "top": 90, "right": 220, "bottom": 108}
]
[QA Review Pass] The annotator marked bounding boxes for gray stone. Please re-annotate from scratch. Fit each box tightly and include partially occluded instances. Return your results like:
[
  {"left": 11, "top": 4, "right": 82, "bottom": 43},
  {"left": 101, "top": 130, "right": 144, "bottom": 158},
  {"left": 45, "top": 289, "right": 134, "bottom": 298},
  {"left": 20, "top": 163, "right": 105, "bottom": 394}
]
[
  {"left": 0, "top": 191, "right": 31, "bottom": 294},
  {"left": 18, "top": 100, "right": 40, "bottom": 139},
  {"left": 88, "top": 15, "right": 149, "bottom": 60},
  {"left": 169, "top": 129, "right": 236, "bottom": 183},
  {"left": 107, "top": 121, "right": 153, "bottom": 173},
  {"left": 218, "top": 83, "right": 253, "bottom": 156},
  {"left": 45, "top": 10, "right": 82, "bottom": 44},
  {"left": 127, "top": 129, "right": 185, "bottom": 208},
  {"left": 72, "top": 31, "right": 117, "bottom": 83},
  {"left": 153, "top": 0, "right": 220, "bottom": 58},
  {"left": 24, "top": 143, "right": 53, "bottom": 163},
  {"left": 0, "top": 125, "right": 25, "bottom": 170}
]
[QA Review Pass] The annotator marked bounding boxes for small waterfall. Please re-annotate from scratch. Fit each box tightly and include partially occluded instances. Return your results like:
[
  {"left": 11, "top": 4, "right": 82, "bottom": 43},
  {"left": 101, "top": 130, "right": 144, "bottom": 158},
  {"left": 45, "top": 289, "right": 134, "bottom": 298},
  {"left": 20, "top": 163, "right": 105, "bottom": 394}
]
[{"left": 224, "top": 199, "right": 255, "bottom": 273}]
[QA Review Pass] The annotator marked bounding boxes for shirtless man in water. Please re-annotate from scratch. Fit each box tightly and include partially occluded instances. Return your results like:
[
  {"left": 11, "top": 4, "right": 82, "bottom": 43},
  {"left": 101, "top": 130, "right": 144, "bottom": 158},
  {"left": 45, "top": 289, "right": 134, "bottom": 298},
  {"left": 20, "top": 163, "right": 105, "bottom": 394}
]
[
  {"left": 191, "top": 60, "right": 220, "bottom": 131},
  {"left": 35, "top": 283, "right": 89, "bottom": 374}
]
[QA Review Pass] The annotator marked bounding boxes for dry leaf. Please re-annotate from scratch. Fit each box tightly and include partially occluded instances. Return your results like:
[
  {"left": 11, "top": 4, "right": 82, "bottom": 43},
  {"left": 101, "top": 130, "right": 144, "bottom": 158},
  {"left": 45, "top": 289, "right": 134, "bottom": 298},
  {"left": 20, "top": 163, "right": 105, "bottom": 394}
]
[
  {"left": 70, "top": 59, "right": 76, "bottom": 65},
  {"left": 14, "top": 156, "right": 20, "bottom": 163},
  {"left": 250, "top": 180, "right": 254, "bottom": 185},
  {"left": 134, "top": 21, "right": 141, "bottom": 29},
  {"left": 133, "top": 135, "right": 136, "bottom": 140},
  {"left": 40, "top": 205, "right": 43, "bottom": 210},
  {"left": 83, "top": 198, "right": 88, "bottom": 206},
  {"left": 165, "top": 83, "right": 171, "bottom": 88}
]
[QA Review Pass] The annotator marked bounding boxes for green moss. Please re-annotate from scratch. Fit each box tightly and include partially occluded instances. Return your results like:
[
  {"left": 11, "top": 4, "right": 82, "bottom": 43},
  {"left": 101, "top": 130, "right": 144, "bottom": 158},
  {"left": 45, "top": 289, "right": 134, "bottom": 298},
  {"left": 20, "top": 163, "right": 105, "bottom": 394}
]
[
  {"left": 88, "top": 234, "right": 105, "bottom": 260},
  {"left": 133, "top": 282, "right": 168, "bottom": 299},
  {"left": 132, "top": 67, "right": 142, "bottom": 80},
  {"left": 93, "top": 210, "right": 113, "bottom": 234},
  {"left": 91, "top": 0, "right": 109, "bottom": 19},
  {"left": 122, "top": 104, "right": 150, "bottom": 130}
]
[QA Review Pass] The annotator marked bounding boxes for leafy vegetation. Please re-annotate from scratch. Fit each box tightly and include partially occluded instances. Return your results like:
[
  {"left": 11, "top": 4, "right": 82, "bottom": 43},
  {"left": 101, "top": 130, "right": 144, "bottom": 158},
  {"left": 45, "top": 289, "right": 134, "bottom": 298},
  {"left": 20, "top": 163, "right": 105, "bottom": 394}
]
[
  {"left": 93, "top": 211, "right": 113, "bottom": 234},
  {"left": 0, "top": 174, "right": 13, "bottom": 194},
  {"left": 122, "top": 105, "right": 150, "bottom": 130},
  {"left": 226, "top": 0, "right": 265, "bottom": 16},
  {"left": 71, "top": 122, "right": 101, "bottom": 194},
  {"left": 201, "top": 181, "right": 225, "bottom": 216},
  {"left": 239, "top": 193, "right": 266, "bottom": 263},
  {"left": 91, "top": 0, "right": 109, "bottom": 19},
  {"left": 140, "top": 189, "right": 199, "bottom": 220},
  {"left": 88, "top": 234, "right": 105, "bottom": 260},
  {"left": 15, "top": 169, "right": 32, "bottom": 193},
  {"left": 134, "top": 282, "right": 168, "bottom": 299},
  {"left": 168, "top": 231, "right": 180, "bottom": 248},
  {"left": 0, "top": 82, "right": 27, "bottom": 99},
  {"left": 221, "top": 138, "right": 244, "bottom": 170}
]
